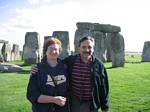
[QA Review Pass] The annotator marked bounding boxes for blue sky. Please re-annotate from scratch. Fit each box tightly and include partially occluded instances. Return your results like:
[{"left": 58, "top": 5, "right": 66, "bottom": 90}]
[{"left": 0, "top": 0, "right": 150, "bottom": 52}]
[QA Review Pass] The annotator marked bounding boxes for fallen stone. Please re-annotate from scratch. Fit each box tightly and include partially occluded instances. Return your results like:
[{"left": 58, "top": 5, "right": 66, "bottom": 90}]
[{"left": 0, "top": 63, "right": 23, "bottom": 72}]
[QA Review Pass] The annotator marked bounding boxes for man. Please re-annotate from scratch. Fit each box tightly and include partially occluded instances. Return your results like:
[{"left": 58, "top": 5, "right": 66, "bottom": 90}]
[{"left": 31, "top": 36, "right": 109, "bottom": 112}]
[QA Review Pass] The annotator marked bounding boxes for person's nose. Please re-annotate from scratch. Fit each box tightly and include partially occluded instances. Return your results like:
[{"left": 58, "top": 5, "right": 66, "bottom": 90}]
[
  {"left": 85, "top": 47, "right": 90, "bottom": 52},
  {"left": 51, "top": 49, "right": 56, "bottom": 54}
]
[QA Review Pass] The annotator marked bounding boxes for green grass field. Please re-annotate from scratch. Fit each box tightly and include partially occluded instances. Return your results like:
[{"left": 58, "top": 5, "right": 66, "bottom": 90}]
[{"left": 0, "top": 55, "right": 150, "bottom": 112}]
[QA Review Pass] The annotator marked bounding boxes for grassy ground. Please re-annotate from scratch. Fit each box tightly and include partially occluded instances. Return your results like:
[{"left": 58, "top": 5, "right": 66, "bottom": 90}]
[
  {"left": 107, "top": 62, "right": 150, "bottom": 112},
  {"left": 0, "top": 54, "right": 150, "bottom": 112},
  {"left": 0, "top": 61, "right": 31, "bottom": 112},
  {"left": 0, "top": 73, "right": 30, "bottom": 112}
]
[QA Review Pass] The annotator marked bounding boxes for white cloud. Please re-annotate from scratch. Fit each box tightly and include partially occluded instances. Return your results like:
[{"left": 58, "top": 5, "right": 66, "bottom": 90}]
[
  {"left": 27, "top": 0, "right": 55, "bottom": 5},
  {"left": 27, "top": 0, "right": 40, "bottom": 5}
]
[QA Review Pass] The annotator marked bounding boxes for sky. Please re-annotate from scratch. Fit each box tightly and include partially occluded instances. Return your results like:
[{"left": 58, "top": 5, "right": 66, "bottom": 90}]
[{"left": 0, "top": 0, "right": 150, "bottom": 52}]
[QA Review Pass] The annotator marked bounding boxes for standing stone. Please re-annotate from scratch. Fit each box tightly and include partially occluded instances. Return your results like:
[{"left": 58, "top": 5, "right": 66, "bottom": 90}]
[
  {"left": 43, "top": 36, "right": 53, "bottom": 57},
  {"left": 105, "top": 33, "right": 112, "bottom": 62},
  {"left": 23, "top": 32, "right": 40, "bottom": 65},
  {"left": 108, "top": 33, "right": 125, "bottom": 67},
  {"left": 93, "top": 31, "right": 106, "bottom": 62},
  {"left": 1, "top": 43, "right": 7, "bottom": 62},
  {"left": 6, "top": 44, "right": 11, "bottom": 61},
  {"left": 44, "top": 36, "right": 53, "bottom": 45},
  {"left": 142, "top": 41, "right": 150, "bottom": 62},
  {"left": 0, "top": 40, "right": 8, "bottom": 62},
  {"left": 1, "top": 43, "right": 11, "bottom": 62},
  {"left": 0, "top": 43, "right": 3, "bottom": 62},
  {"left": 11, "top": 44, "right": 20, "bottom": 61},
  {"left": 52, "top": 31, "right": 70, "bottom": 59}
]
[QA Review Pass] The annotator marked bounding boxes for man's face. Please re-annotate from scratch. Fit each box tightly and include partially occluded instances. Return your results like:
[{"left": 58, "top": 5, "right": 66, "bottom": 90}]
[
  {"left": 46, "top": 44, "right": 60, "bottom": 60},
  {"left": 79, "top": 39, "right": 94, "bottom": 58}
]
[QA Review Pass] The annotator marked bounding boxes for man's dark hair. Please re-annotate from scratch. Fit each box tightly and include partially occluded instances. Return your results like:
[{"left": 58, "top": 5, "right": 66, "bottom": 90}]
[{"left": 79, "top": 36, "right": 95, "bottom": 46}]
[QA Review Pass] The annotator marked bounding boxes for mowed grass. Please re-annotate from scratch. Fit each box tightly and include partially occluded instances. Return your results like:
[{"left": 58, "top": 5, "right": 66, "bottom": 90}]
[
  {"left": 0, "top": 55, "right": 150, "bottom": 112},
  {"left": 0, "top": 63, "right": 31, "bottom": 112},
  {"left": 0, "top": 73, "right": 31, "bottom": 112},
  {"left": 107, "top": 62, "right": 150, "bottom": 112}
]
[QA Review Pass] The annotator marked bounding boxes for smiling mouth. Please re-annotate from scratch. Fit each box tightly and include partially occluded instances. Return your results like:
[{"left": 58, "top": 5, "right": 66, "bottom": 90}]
[{"left": 83, "top": 52, "right": 91, "bottom": 55}]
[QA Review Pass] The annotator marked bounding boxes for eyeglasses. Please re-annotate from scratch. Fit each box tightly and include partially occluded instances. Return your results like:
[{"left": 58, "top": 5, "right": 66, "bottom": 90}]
[{"left": 47, "top": 45, "right": 60, "bottom": 54}]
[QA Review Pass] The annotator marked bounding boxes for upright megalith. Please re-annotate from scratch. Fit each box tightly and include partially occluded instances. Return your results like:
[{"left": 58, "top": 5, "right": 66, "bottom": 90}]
[
  {"left": 108, "top": 33, "right": 125, "bottom": 67},
  {"left": 0, "top": 40, "right": 9, "bottom": 62},
  {"left": 52, "top": 31, "right": 70, "bottom": 59},
  {"left": 0, "top": 43, "right": 4, "bottom": 62},
  {"left": 142, "top": 41, "right": 150, "bottom": 62},
  {"left": 105, "top": 34, "right": 112, "bottom": 62},
  {"left": 11, "top": 44, "right": 20, "bottom": 61},
  {"left": 44, "top": 36, "right": 53, "bottom": 45},
  {"left": 23, "top": 32, "right": 41, "bottom": 65},
  {"left": 93, "top": 31, "right": 106, "bottom": 62},
  {"left": 1, "top": 43, "right": 11, "bottom": 62}
]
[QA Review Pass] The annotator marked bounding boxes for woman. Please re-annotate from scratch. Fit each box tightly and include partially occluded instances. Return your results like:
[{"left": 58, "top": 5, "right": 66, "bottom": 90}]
[{"left": 27, "top": 37, "right": 69, "bottom": 112}]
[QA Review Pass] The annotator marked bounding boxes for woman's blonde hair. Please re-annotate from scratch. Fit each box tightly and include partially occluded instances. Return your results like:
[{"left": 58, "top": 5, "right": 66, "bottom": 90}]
[{"left": 43, "top": 37, "right": 62, "bottom": 57}]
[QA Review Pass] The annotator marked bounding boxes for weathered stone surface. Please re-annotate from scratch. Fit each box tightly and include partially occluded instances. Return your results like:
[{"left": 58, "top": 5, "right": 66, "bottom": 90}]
[
  {"left": 142, "top": 41, "right": 150, "bottom": 62},
  {"left": 93, "top": 31, "right": 106, "bottom": 62},
  {"left": 1, "top": 43, "right": 11, "bottom": 62},
  {"left": 44, "top": 36, "right": 53, "bottom": 45},
  {"left": 0, "top": 43, "right": 3, "bottom": 62},
  {"left": 0, "top": 63, "right": 23, "bottom": 72},
  {"left": 94, "top": 23, "right": 121, "bottom": 33},
  {"left": 0, "top": 40, "right": 9, "bottom": 62},
  {"left": 1, "top": 43, "right": 7, "bottom": 62},
  {"left": 0, "top": 40, "right": 8, "bottom": 44},
  {"left": 105, "top": 34, "right": 112, "bottom": 62},
  {"left": 76, "top": 22, "right": 121, "bottom": 33},
  {"left": 52, "top": 31, "right": 70, "bottom": 59},
  {"left": 23, "top": 32, "right": 41, "bottom": 65},
  {"left": 11, "top": 44, "right": 20, "bottom": 61},
  {"left": 76, "top": 22, "right": 94, "bottom": 30},
  {"left": 0, "top": 54, "right": 3, "bottom": 62},
  {"left": 108, "top": 33, "right": 125, "bottom": 67}
]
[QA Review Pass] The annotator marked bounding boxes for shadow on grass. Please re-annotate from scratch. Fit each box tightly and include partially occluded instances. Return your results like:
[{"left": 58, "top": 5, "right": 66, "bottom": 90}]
[
  {"left": 106, "top": 66, "right": 114, "bottom": 69},
  {"left": 106, "top": 66, "right": 125, "bottom": 69},
  {"left": 0, "top": 70, "right": 30, "bottom": 74},
  {"left": 125, "top": 61, "right": 141, "bottom": 64}
]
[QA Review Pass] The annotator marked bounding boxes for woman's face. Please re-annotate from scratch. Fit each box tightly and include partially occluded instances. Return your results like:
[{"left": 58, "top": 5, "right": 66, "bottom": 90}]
[{"left": 46, "top": 44, "right": 60, "bottom": 60}]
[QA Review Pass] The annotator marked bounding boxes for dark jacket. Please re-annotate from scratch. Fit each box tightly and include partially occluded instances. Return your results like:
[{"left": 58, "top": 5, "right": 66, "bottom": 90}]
[
  {"left": 27, "top": 58, "right": 69, "bottom": 112},
  {"left": 63, "top": 55, "right": 109, "bottom": 111}
]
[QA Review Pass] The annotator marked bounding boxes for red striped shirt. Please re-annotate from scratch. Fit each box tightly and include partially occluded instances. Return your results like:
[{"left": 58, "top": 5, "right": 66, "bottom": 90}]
[{"left": 70, "top": 55, "right": 92, "bottom": 101}]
